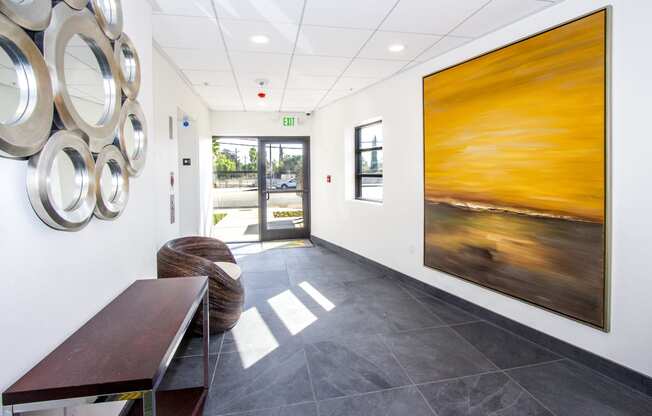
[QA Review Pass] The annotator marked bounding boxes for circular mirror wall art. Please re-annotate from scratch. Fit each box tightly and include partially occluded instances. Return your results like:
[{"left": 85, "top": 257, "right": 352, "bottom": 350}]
[
  {"left": 27, "top": 130, "right": 97, "bottom": 231},
  {"left": 61, "top": 0, "right": 89, "bottom": 11},
  {"left": 43, "top": 2, "right": 121, "bottom": 153},
  {"left": 0, "top": 0, "right": 52, "bottom": 30},
  {"left": 94, "top": 145, "right": 129, "bottom": 220},
  {"left": 89, "top": 0, "right": 123, "bottom": 40},
  {"left": 114, "top": 33, "right": 141, "bottom": 99},
  {"left": 116, "top": 99, "right": 147, "bottom": 177},
  {"left": 0, "top": 13, "right": 54, "bottom": 158}
]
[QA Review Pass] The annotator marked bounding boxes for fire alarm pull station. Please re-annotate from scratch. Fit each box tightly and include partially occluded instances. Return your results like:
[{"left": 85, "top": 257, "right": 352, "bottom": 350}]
[{"left": 326, "top": 175, "right": 332, "bottom": 183}]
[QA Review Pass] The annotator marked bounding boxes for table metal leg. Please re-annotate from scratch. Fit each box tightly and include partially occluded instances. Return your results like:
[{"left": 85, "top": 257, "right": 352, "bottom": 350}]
[
  {"left": 203, "top": 290, "right": 210, "bottom": 389},
  {"left": 142, "top": 390, "right": 156, "bottom": 416}
]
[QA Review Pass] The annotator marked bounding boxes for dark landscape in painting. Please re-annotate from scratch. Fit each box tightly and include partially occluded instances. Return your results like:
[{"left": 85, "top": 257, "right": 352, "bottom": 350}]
[{"left": 425, "top": 202, "right": 604, "bottom": 325}]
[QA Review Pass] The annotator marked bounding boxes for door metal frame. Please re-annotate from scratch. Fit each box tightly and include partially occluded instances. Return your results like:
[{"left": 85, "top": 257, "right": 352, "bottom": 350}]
[{"left": 257, "top": 136, "right": 310, "bottom": 241}]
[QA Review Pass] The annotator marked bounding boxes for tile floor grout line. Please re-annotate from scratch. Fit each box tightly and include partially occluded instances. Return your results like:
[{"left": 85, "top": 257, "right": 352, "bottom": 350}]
[
  {"left": 302, "top": 348, "right": 320, "bottom": 416},
  {"left": 376, "top": 332, "right": 440, "bottom": 416},
  {"left": 446, "top": 324, "right": 561, "bottom": 416},
  {"left": 502, "top": 369, "right": 560, "bottom": 416}
]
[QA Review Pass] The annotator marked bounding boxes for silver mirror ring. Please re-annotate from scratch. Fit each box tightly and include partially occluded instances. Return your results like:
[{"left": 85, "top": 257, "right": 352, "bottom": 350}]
[
  {"left": 116, "top": 99, "right": 147, "bottom": 177},
  {"left": 43, "top": 3, "right": 122, "bottom": 153},
  {"left": 0, "top": 0, "right": 52, "bottom": 31},
  {"left": 0, "top": 14, "right": 54, "bottom": 159},
  {"left": 61, "top": 0, "right": 89, "bottom": 11},
  {"left": 114, "top": 33, "right": 141, "bottom": 99},
  {"left": 27, "top": 130, "right": 97, "bottom": 231},
  {"left": 89, "top": 0, "right": 124, "bottom": 40},
  {"left": 94, "top": 144, "right": 130, "bottom": 220}
]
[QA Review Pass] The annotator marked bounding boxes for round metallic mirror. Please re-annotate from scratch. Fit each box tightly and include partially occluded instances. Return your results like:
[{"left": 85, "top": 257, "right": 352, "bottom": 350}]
[
  {"left": 0, "top": 13, "right": 54, "bottom": 158},
  {"left": 94, "top": 145, "right": 129, "bottom": 220},
  {"left": 43, "top": 3, "right": 121, "bottom": 153},
  {"left": 0, "top": 0, "right": 52, "bottom": 30},
  {"left": 116, "top": 99, "right": 147, "bottom": 176},
  {"left": 64, "top": 34, "right": 107, "bottom": 128},
  {"left": 27, "top": 130, "right": 97, "bottom": 231},
  {"left": 90, "top": 0, "right": 123, "bottom": 40},
  {"left": 63, "top": 0, "right": 88, "bottom": 10},
  {"left": 114, "top": 33, "right": 140, "bottom": 99}
]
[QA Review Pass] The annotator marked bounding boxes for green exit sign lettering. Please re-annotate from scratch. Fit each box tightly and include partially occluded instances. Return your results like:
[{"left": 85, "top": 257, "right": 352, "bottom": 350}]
[{"left": 282, "top": 116, "right": 296, "bottom": 127}]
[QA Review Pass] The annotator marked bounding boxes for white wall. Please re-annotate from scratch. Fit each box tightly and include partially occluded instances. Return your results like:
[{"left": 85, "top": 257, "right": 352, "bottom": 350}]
[
  {"left": 211, "top": 111, "right": 312, "bottom": 137},
  {"left": 0, "top": 0, "right": 210, "bottom": 407},
  {"left": 152, "top": 49, "right": 212, "bottom": 240},
  {"left": 311, "top": 0, "right": 652, "bottom": 377}
]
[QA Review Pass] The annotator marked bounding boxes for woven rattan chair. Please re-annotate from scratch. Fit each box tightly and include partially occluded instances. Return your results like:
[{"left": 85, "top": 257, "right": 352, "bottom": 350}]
[{"left": 157, "top": 236, "right": 244, "bottom": 334}]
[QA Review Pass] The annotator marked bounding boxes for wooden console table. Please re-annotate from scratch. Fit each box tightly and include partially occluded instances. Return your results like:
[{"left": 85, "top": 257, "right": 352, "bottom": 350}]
[{"left": 1, "top": 277, "right": 210, "bottom": 416}]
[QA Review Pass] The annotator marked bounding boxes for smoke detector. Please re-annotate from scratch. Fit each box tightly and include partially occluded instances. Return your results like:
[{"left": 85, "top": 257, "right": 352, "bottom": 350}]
[{"left": 255, "top": 79, "right": 268, "bottom": 99}]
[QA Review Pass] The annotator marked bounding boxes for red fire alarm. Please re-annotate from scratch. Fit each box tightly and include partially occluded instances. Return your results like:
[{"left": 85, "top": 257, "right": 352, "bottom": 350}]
[
  {"left": 326, "top": 175, "right": 332, "bottom": 183},
  {"left": 257, "top": 91, "right": 266, "bottom": 98}
]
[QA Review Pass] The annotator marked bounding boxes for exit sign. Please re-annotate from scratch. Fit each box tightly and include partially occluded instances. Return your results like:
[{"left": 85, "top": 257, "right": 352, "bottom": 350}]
[{"left": 282, "top": 116, "right": 296, "bottom": 127}]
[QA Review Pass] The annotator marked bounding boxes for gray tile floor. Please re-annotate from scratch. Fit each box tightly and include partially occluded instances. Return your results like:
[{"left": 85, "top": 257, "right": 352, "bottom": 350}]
[{"left": 162, "top": 246, "right": 652, "bottom": 416}]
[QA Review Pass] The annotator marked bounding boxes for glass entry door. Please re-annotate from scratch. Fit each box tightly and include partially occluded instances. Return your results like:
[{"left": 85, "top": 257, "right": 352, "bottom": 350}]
[{"left": 258, "top": 137, "right": 310, "bottom": 241}]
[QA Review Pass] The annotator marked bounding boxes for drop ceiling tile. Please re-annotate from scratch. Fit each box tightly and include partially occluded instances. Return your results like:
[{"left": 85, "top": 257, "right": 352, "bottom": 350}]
[
  {"left": 415, "top": 36, "right": 473, "bottom": 62},
  {"left": 282, "top": 89, "right": 328, "bottom": 109},
  {"left": 243, "top": 90, "right": 282, "bottom": 111},
  {"left": 163, "top": 47, "right": 231, "bottom": 71},
  {"left": 208, "top": 104, "right": 245, "bottom": 111},
  {"left": 320, "top": 89, "right": 349, "bottom": 106},
  {"left": 214, "top": 0, "right": 304, "bottom": 24},
  {"left": 153, "top": 15, "right": 222, "bottom": 50},
  {"left": 183, "top": 70, "right": 235, "bottom": 87},
  {"left": 296, "top": 26, "right": 372, "bottom": 57},
  {"left": 332, "top": 76, "right": 379, "bottom": 92},
  {"left": 344, "top": 58, "right": 407, "bottom": 78},
  {"left": 290, "top": 55, "right": 351, "bottom": 76},
  {"left": 381, "top": 0, "right": 487, "bottom": 35},
  {"left": 220, "top": 20, "right": 298, "bottom": 54},
  {"left": 195, "top": 85, "right": 242, "bottom": 105},
  {"left": 359, "top": 31, "right": 442, "bottom": 61},
  {"left": 229, "top": 52, "right": 291, "bottom": 75},
  {"left": 287, "top": 74, "right": 337, "bottom": 90},
  {"left": 152, "top": 0, "right": 215, "bottom": 17},
  {"left": 303, "top": 0, "right": 397, "bottom": 29},
  {"left": 451, "top": 0, "right": 551, "bottom": 38}
]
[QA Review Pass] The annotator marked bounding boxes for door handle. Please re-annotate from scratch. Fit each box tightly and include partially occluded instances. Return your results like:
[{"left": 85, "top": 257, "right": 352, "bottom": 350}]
[{"left": 266, "top": 191, "right": 270, "bottom": 201}]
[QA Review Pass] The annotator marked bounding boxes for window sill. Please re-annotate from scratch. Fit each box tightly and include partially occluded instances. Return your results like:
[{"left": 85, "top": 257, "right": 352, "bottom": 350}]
[{"left": 352, "top": 198, "right": 383, "bottom": 206}]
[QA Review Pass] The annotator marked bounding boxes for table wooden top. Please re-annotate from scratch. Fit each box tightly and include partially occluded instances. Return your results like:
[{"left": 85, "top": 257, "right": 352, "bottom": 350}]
[{"left": 2, "top": 277, "right": 208, "bottom": 406}]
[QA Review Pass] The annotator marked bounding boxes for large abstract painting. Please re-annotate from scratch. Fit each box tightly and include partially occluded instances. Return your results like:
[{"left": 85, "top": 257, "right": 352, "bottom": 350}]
[{"left": 423, "top": 10, "right": 608, "bottom": 329}]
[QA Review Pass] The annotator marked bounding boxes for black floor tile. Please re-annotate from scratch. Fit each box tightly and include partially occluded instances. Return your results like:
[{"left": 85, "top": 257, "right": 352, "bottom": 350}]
[
  {"left": 507, "top": 360, "right": 652, "bottom": 416},
  {"left": 418, "top": 372, "right": 552, "bottom": 415},
  {"left": 452, "top": 321, "right": 560, "bottom": 369},
  {"left": 175, "top": 332, "right": 224, "bottom": 358},
  {"left": 213, "top": 402, "right": 318, "bottom": 416},
  {"left": 159, "top": 355, "right": 218, "bottom": 391},
  {"left": 208, "top": 343, "right": 313, "bottom": 415},
  {"left": 242, "top": 270, "right": 291, "bottom": 290},
  {"left": 317, "top": 386, "right": 435, "bottom": 416},
  {"left": 382, "top": 327, "right": 496, "bottom": 383},
  {"left": 304, "top": 333, "right": 411, "bottom": 400},
  {"left": 414, "top": 295, "right": 480, "bottom": 325}
]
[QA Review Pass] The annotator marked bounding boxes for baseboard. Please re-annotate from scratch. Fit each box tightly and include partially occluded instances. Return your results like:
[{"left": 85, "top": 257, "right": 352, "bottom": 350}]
[{"left": 310, "top": 234, "right": 652, "bottom": 398}]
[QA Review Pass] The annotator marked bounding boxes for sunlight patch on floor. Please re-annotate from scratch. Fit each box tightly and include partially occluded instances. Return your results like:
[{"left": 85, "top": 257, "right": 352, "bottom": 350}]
[
  {"left": 232, "top": 307, "right": 279, "bottom": 369},
  {"left": 298, "top": 281, "right": 335, "bottom": 311},
  {"left": 267, "top": 290, "right": 317, "bottom": 335}
]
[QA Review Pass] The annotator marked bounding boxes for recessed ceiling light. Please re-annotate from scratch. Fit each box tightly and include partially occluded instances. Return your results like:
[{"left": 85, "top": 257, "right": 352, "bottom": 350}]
[
  {"left": 388, "top": 43, "right": 405, "bottom": 53},
  {"left": 250, "top": 35, "right": 270, "bottom": 44}
]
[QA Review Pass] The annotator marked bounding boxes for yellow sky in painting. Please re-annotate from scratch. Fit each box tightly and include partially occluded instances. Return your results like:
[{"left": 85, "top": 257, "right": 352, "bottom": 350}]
[{"left": 424, "top": 11, "right": 606, "bottom": 222}]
